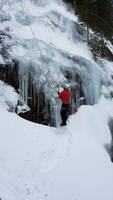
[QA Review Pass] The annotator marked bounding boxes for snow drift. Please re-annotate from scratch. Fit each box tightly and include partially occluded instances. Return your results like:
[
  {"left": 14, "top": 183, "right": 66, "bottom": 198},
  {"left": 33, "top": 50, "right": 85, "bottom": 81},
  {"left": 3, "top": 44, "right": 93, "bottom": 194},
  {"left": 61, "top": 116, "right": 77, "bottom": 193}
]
[{"left": 0, "top": 90, "right": 113, "bottom": 200}]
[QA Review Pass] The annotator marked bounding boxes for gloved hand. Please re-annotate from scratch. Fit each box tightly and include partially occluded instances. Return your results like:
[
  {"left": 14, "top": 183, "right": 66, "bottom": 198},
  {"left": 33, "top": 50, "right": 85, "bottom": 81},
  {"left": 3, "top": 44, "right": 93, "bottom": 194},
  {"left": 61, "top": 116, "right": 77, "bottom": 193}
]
[{"left": 56, "top": 87, "right": 59, "bottom": 92}]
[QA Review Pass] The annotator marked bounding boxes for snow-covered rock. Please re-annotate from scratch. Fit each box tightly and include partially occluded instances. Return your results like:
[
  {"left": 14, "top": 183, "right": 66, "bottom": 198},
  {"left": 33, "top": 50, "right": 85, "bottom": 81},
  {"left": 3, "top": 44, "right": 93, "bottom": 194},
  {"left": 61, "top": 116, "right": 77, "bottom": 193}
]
[
  {"left": 0, "top": 55, "right": 4, "bottom": 64},
  {"left": 0, "top": 80, "right": 19, "bottom": 111}
]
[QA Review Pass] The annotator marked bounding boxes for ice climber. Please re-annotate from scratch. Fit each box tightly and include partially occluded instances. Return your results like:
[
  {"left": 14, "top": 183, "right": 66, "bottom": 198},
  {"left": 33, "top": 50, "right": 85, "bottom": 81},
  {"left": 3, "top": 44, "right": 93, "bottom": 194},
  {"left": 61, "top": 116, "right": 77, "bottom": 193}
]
[{"left": 58, "top": 84, "right": 71, "bottom": 126}]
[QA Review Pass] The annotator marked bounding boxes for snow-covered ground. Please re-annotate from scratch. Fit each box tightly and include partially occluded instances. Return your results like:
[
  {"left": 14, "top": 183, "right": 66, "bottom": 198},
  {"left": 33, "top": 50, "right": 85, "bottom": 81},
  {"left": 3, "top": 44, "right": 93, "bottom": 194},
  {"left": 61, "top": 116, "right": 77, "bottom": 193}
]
[{"left": 0, "top": 81, "right": 113, "bottom": 200}]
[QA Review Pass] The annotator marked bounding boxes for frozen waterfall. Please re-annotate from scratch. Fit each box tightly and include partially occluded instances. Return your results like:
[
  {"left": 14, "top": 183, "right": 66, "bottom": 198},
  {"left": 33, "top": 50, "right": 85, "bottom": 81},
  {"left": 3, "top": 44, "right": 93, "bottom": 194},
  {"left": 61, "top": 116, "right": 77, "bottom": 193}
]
[{"left": 0, "top": 0, "right": 103, "bottom": 126}]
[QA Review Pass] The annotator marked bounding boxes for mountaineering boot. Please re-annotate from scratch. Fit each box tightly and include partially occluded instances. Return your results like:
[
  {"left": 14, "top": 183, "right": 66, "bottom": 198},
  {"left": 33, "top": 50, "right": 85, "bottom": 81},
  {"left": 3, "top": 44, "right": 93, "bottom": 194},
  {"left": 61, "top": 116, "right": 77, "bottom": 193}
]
[{"left": 60, "top": 122, "right": 67, "bottom": 126}]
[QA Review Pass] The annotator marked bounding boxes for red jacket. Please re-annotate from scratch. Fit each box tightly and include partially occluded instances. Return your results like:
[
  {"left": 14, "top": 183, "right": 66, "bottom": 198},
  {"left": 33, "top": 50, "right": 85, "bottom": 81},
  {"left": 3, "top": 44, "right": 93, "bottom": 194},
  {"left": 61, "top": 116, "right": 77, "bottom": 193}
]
[{"left": 58, "top": 90, "right": 71, "bottom": 104}]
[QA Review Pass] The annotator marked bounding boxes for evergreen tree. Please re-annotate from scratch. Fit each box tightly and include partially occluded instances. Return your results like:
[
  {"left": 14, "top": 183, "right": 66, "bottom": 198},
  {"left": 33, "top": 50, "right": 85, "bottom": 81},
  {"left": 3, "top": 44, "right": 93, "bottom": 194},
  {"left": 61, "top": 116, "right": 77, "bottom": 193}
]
[
  {"left": 89, "top": 33, "right": 113, "bottom": 61},
  {"left": 64, "top": 0, "right": 113, "bottom": 60},
  {"left": 64, "top": 0, "right": 113, "bottom": 41}
]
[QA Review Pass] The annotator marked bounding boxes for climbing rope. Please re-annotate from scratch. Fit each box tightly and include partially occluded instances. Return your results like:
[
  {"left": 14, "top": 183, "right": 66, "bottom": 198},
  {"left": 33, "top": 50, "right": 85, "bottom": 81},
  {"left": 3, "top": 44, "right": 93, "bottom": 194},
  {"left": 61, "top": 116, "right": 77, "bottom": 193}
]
[
  {"left": 17, "top": 0, "right": 62, "bottom": 127},
  {"left": 18, "top": 0, "right": 50, "bottom": 76}
]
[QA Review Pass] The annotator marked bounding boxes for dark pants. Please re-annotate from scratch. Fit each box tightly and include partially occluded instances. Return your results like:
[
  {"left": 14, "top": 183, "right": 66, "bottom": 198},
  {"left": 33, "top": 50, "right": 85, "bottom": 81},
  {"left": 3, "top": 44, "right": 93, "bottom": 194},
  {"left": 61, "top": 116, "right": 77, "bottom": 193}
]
[{"left": 60, "top": 104, "right": 70, "bottom": 125}]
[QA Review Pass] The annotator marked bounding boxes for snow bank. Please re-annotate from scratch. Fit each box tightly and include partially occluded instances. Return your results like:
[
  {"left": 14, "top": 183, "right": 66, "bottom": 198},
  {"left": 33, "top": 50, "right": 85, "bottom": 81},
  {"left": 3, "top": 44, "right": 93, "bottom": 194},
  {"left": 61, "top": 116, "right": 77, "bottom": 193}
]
[
  {"left": 0, "top": 80, "right": 19, "bottom": 111},
  {"left": 0, "top": 96, "right": 113, "bottom": 200},
  {"left": 0, "top": 55, "right": 4, "bottom": 64}
]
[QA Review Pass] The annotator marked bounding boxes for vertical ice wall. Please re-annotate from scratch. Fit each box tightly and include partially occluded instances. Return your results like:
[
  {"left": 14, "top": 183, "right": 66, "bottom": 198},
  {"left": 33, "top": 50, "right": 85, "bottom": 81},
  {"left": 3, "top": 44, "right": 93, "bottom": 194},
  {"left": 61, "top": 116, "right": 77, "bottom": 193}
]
[{"left": 0, "top": 0, "right": 104, "bottom": 125}]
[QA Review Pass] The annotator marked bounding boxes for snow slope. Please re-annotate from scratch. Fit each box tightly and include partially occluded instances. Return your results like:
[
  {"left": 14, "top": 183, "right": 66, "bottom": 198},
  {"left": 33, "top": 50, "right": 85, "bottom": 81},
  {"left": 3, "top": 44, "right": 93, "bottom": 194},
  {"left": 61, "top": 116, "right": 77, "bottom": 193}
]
[{"left": 0, "top": 95, "right": 113, "bottom": 200}]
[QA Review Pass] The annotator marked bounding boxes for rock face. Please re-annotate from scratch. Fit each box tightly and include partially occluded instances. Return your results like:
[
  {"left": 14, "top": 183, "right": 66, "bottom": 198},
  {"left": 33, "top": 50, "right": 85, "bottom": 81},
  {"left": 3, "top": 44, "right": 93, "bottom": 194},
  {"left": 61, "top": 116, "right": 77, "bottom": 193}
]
[
  {"left": 0, "top": 62, "right": 19, "bottom": 90},
  {"left": 106, "top": 118, "right": 113, "bottom": 162}
]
